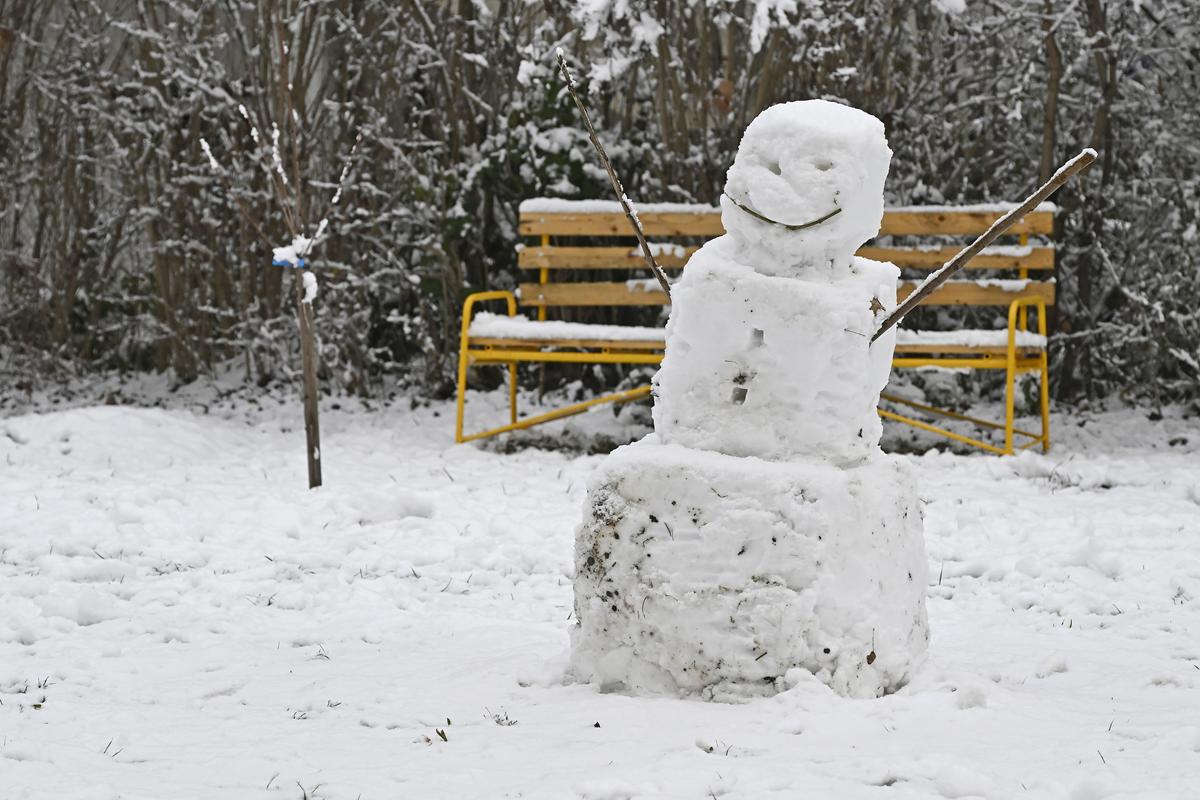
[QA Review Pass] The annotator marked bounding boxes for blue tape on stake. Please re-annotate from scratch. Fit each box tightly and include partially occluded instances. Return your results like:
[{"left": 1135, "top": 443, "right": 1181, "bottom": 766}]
[{"left": 272, "top": 258, "right": 306, "bottom": 268}]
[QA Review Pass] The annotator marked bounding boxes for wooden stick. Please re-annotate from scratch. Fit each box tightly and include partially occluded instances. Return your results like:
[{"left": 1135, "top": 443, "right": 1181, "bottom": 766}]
[
  {"left": 296, "top": 284, "right": 323, "bottom": 489},
  {"left": 200, "top": 106, "right": 331, "bottom": 491},
  {"left": 871, "top": 149, "right": 1096, "bottom": 342},
  {"left": 555, "top": 49, "right": 672, "bottom": 297}
]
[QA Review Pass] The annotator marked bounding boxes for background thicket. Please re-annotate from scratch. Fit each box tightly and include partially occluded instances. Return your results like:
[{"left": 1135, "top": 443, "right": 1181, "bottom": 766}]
[{"left": 2, "top": 0, "right": 1197, "bottom": 404}]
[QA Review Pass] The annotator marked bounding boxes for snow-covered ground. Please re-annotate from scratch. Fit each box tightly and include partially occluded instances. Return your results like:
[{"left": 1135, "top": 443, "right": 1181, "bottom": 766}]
[{"left": 3, "top": 390, "right": 1199, "bottom": 799}]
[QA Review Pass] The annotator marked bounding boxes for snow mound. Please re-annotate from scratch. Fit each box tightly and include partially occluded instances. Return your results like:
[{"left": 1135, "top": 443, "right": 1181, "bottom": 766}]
[{"left": 333, "top": 487, "right": 435, "bottom": 525}]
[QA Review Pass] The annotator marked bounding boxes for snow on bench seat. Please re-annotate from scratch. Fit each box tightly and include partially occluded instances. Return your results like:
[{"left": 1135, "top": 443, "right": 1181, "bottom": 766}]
[
  {"left": 518, "top": 198, "right": 1057, "bottom": 215},
  {"left": 470, "top": 314, "right": 1045, "bottom": 350},
  {"left": 468, "top": 312, "right": 666, "bottom": 343},
  {"left": 895, "top": 329, "right": 1047, "bottom": 349}
]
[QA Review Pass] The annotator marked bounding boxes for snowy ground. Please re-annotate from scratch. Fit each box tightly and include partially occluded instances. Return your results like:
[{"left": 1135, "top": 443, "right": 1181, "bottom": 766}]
[{"left": 3, "top": 390, "right": 1200, "bottom": 799}]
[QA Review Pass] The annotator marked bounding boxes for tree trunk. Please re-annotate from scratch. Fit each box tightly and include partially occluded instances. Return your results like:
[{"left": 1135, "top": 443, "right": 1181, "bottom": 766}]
[{"left": 1039, "top": 0, "right": 1062, "bottom": 183}]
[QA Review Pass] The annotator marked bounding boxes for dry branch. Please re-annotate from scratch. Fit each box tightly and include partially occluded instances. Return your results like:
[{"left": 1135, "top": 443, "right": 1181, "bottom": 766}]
[
  {"left": 872, "top": 149, "right": 1097, "bottom": 342},
  {"left": 555, "top": 49, "right": 672, "bottom": 298}
]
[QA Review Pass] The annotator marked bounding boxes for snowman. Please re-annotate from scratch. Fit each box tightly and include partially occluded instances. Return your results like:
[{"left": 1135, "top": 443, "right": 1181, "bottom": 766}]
[{"left": 570, "top": 100, "right": 929, "bottom": 699}]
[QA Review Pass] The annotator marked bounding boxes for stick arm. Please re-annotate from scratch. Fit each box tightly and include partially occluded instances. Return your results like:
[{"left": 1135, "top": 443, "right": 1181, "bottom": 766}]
[
  {"left": 872, "top": 149, "right": 1096, "bottom": 342},
  {"left": 555, "top": 50, "right": 672, "bottom": 298}
]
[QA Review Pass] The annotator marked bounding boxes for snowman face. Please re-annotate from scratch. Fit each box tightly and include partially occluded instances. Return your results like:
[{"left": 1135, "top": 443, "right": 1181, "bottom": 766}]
[
  {"left": 720, "top": 100, "right": 892, "bottom": 274},
  {"left": 725, "top": 148, "right": 844, "bottom": 232}
]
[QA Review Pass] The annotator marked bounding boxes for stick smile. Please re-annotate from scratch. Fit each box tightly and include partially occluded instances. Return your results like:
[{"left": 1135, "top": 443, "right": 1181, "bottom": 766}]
[{"left": 723, "top": 191, "right": 843, "bottom": 231}]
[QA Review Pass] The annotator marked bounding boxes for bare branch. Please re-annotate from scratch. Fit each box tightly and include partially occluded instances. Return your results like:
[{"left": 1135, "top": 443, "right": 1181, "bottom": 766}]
[
  {"left": 872, "top": 149, "right": 1097, "bottom": 342},
  {"left": 555, "top": 49, "right": 672, "bottom": 298}
]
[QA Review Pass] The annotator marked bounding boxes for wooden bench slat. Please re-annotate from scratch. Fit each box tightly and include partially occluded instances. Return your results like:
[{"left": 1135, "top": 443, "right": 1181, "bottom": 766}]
[
  {"left": 897, "top": 280, "right": 1056, "bottom": 306},
  {"left": 521, "top": 244, "right": 1054, "bottom": 271},
  {"left": 519, "top": 212, "right": 724, "bottom": 237},
  {"left": 517, "top": 209, "right": 1055, "bottom": 238},
  {"left": 517, "top": 280, "right": 1055, "bottom": 308},
  {"left": 857, "top": 246, "right": 1054, "bottom": 271},
  {"left": 518, "top": 246, "right": 696, "bottom": 270},
  {"left": 518, "top": 282, "right": 669, "bottom": 306},
  {"left": 880, "top": 210, "right": 1054, "bottom": 236}
]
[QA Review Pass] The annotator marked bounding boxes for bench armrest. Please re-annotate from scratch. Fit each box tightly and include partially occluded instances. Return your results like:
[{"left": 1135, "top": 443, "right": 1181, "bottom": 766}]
[
  {"left": 461, "top": 290, "right": 518, "bottom": 342},
  {"left": 1007, "top": 296, "right": 1048, "bottom": 349}
]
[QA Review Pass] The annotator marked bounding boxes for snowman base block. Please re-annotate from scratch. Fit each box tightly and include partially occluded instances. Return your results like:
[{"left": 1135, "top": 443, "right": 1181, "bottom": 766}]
[{"left": 570, "top": 438, "right": 929, "bottom": 699}]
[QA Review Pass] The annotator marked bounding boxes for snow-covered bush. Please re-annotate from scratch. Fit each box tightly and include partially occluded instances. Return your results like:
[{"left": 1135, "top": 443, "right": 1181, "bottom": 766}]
[{"left": 0, "top": 0, "right": 1196, "bottom": 404}]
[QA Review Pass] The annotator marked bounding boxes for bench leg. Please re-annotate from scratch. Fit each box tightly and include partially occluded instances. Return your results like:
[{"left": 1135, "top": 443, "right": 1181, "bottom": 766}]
[
  {"left": 509, "top": 362, "right": 518, "bottom": 426},
  {"left": 1038, "top": 351, "right": 1051, "bottom": 453},
  {"left": 456, "top": 290, "right": 518, "bottom": 444},
  {"left": 456, "top": 355, "right": 519, "bottom": 442},
  {"left": 1003, "top": 356, "right": 1052, "bottom": 455},
  {"left": 455, "top": 350, "right": 470, "bottom": 444},
  {"left": 1004, "top": 348, "right": 1018, "bottom": 455}
]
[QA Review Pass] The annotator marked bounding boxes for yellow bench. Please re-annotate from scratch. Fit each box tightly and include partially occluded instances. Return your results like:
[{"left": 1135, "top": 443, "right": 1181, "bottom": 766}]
[{"left": 456, "top": 200, "right": 1055, "bottom": 454}]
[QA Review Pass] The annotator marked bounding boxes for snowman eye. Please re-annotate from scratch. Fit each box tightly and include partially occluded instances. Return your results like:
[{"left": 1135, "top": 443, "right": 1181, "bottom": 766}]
[{"left": 814, "top": 158, "right": 834, "bottom": 172}]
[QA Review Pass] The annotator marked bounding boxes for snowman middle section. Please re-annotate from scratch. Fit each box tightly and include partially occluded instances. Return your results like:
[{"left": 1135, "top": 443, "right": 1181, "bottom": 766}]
[{"left": 651, "top": 242, "right": 899, "bottom": 465}]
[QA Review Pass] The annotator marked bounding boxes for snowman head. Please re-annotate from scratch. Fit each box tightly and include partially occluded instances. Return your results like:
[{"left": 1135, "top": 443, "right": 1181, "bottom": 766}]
[{"left": 720, "top": 100, "right": 892, "bottom": 278}]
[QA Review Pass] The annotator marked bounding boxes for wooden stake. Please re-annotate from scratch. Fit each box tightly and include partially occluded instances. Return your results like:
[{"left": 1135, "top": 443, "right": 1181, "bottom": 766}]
[
  {"left": 198, "top": 13, "right": 361, "bottom": 490},
  {"left": 872, "top": 149, "right": 1096, "bottom": 342},
  {"left": 296, "top": 279, "right": 322, "bottom": 489},
  {"left": 555, "top": 49, "right": 672, "bottom": 298}
]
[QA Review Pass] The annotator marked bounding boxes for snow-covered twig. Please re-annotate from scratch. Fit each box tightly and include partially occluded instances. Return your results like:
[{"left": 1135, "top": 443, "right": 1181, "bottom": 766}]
[
  {"left": 196, "top": 138, "right": 276, "bottom": 252},
  {"left": 199, "top": 138, "right": 221, "bottom": 172},
  {"left": 238, "top": 104, "right": 298, "bottom": 235},
  {"left": 270, "top": 123, "right": 289, "bottom": 186},
  {"left": 237, "top": 105, "right": 261, "bottom": 145},
  {"left": 304, "top": 130, "right": 363, "bottom": 253},
  {"left": 555, "top": 49, "right": 672, "bottom": 298}
]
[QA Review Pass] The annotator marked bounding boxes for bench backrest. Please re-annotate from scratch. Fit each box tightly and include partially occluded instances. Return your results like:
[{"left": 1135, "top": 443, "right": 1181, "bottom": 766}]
[{"left": 516, "top": 200, "right": 1055, "bottom": 314}]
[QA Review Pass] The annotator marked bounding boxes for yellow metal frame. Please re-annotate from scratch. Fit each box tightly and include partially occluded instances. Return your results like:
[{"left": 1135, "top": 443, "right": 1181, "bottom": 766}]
[
  {"left": 879, "top": 233, "right": 1049, "bottom": 454},
  {"left": 882, "top": 296, "right": 1050, "bottom": 454},
  {"left": 454, "top": 290, "right": 661, "bottom": 443},
  {"left": 457, "top": 291, "right": 1050, "bottom": 455}
]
